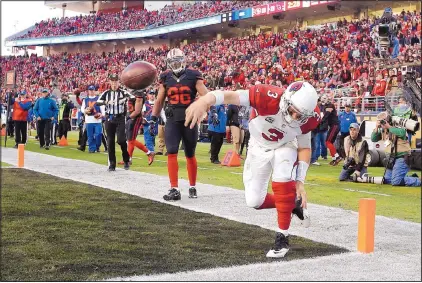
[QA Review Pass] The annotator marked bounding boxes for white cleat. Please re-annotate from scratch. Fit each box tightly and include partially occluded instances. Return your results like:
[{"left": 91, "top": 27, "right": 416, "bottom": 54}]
[
  {"left": 266, "top": 248, "right": 289, "bottom": 258},
  {"left": 266, "top": 232, "right": 290, "bottom": 258}
]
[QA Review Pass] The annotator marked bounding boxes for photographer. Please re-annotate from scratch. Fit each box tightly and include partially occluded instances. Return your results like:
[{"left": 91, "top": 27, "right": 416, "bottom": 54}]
[
  {"left": 371, "top": 111, "right": 421, "bottom": 187},
  {"left": 339, "top": 123, "right": 370, "bottom": 181}
]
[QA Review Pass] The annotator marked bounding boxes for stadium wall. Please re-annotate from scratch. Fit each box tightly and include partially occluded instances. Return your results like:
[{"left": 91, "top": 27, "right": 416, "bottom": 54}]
[{"left": 44, "top": 38, "right": 170, "bottom": 56}]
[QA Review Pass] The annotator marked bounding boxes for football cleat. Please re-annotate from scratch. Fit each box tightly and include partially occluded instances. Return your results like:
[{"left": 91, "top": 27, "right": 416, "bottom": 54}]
[
  {"left": 147, "top": 152, "right": 155, "bottom": 166},
  {"left": 292, "top": 197, "right": 310, "bottom": 228},
  {"left": 163, "top": 188, "right": 181, "bottom": 201},
  {"left": 188, "top": 187, "right": 197, "bottom": 198},
  {"left": 118, "top": 160, "right": 132, "bottom": 165},
  {"left": 266, "top": 232, "right": 289, "bottom": 258},
  {"left": 124, "top": 162, "right": 130, "bottom": 170}
]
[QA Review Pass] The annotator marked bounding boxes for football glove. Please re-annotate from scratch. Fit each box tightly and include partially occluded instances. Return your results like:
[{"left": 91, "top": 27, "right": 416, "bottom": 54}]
[
  {"left": 211, "top": 111, "right": 220, "bottom": 126},
  {"left": 149, "top": 116, "right": 158, "bottom": 136}
]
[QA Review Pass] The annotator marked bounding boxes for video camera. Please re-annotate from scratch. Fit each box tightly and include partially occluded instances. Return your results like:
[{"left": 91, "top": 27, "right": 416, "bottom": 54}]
[{"left": 377, "top": 7, "right": 400, "bottom": 58}]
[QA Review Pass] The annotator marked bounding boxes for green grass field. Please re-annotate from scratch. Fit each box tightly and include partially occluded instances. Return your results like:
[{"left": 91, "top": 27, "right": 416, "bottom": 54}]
[
  {"left": 1, "top": 162, "right": 12, "bottom": 167},
  {"left": 1, "top": 168, "right": 347, "bottom": 281},
  {"left": 1, "top": 131, "right": 421, "bottom": 222}
]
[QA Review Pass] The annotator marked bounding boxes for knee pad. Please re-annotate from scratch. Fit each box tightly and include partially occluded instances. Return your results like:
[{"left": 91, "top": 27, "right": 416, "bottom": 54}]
[{"left": 245, "top": 193, "right": 265, "bottom": 209}]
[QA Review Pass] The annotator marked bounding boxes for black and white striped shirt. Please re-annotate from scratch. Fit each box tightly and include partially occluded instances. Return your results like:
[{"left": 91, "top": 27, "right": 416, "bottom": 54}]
[{"left": 97, "top": 88, "right": 134, "bottom": 115}]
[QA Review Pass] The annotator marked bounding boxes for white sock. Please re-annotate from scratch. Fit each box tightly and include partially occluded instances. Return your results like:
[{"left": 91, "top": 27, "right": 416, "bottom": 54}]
[
  {"left": 147, "top": 150, "right": 151, "bottom": 155},
  {"left": 334, "top": 153, "right": 340, "bottom": 159},
  {"left": 277, "top": 228, "right": 289, "bottom": 236}
]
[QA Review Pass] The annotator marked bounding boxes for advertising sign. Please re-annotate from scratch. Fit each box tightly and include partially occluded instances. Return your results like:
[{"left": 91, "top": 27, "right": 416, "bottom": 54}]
[
  {"left": 252, "top": 3, "right": 269, "bottom": 17},
  {"left": 285, "top": 1, "right": 302, "bottom": 11},
  {"left": 232, "top": 8, "right": 252, "bottom": 20},
  {"left": 268, "top": 2, "right": 286, "bottom": 14}
]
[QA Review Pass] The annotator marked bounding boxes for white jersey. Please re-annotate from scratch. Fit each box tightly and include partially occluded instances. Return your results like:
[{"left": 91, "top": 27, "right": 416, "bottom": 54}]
[{"left": 246, "top": 84, "right": 321, "bottom": 150}]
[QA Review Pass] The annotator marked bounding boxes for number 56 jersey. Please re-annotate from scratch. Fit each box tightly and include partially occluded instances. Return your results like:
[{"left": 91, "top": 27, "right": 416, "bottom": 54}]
[
  {"left": 247, "top": 84, "right": 321, "bottom": 150},
  {"left": 159, "top": 68, "right": 203, "bottom": 122}
]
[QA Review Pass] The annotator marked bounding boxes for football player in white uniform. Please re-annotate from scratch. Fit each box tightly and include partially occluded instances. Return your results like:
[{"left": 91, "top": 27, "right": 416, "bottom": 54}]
[{"left": 185, "top": 81, "right": 321, "bottom": 258}]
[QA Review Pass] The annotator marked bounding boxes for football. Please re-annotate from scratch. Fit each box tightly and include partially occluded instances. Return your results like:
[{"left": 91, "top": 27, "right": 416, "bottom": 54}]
[
  {"left": 94, "top": 113, "right": 102, "bottom": 119},
  {"left": 121, "top": 61, "right": 158, "bottom": 90}
]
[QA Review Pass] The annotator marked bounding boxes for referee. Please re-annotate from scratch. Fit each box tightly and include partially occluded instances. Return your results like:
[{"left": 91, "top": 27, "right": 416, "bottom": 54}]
[{"left": 97, "top": 74, "right": 134, "bottom": 171}]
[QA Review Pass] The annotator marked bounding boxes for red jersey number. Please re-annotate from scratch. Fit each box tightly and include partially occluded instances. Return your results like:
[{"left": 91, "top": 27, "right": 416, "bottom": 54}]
[
  {"left": 167, "top": 86, "right": 192, "bottom": 105},
  {"left": 262, "top": 128, "right": 284, "bottom": 142}
]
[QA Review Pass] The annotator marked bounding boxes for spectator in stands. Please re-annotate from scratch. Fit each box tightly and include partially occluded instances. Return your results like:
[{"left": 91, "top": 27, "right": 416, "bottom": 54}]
[
  {"left": 12, "top": 90, "right": 32, "bottom": 148},
  {"left": 338, "top": 103, "right": 358, "bottom": 158},
  {"left": 208, "top": 105, "right": 227, "bottom": 164},
  {"left": 373, "top": 73, "right": 387, "bottom": 96},
  {"left": 33, "top": 88, "right": 59, "bottom": 150},
  {"left": 339, "top": 123, "right": 370, "bottom": 181}
]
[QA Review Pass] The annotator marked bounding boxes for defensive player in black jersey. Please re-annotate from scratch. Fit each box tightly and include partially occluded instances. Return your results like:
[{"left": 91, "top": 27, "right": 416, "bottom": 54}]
[
  {"left": 150, "top": 48, "right": 209, "bottom": 201},
  {"left": 118, "top": 89, "right": 155, "bottom": 166}
]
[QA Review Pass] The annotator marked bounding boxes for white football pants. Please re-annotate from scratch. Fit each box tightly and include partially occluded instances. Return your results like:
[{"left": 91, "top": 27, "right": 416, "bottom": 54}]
[{"left": 243, "top": 137, "right": 298, "bottom": 208}]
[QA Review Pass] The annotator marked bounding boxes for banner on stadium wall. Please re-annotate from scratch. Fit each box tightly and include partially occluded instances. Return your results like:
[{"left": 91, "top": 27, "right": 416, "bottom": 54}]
[
  {"left": 252, "top": 0, "right": 339, "bottom": 17},
  {"left": 5, "top": 15, "right": 222, "bottom": 47},
  {"left": 232, "top": 8, "right": 252, "bottom": 20},
  {"left": 302, "top": 0, "right": 339, "bottom": 8}
]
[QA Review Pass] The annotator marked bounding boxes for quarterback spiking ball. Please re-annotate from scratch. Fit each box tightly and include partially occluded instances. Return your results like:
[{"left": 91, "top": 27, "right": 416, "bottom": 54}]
[{"left": 121, "top": 61, "right": 158, "bottom": 90}]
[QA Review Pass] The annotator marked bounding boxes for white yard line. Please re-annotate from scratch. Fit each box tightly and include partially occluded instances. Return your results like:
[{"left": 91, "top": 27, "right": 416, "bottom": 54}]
[
  {"left": 1, "top": 147, "right": 420, "bottom": 281},
  {"left": 344, "top": 188, "right": 392, "bottom": 197}
]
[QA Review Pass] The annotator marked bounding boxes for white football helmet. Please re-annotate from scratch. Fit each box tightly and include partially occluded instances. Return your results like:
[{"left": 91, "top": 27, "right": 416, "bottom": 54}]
[
  {"left": 279, "top": 81, "right": 318, "bottom": 127},
  {"left": 167, "top": 48, "right": 186, "bottom": 75}
]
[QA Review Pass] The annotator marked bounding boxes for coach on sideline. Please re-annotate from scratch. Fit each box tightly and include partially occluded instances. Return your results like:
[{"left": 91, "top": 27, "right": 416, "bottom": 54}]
[{"left": 96, "top": 74, "right": 134, "bottom": 171}]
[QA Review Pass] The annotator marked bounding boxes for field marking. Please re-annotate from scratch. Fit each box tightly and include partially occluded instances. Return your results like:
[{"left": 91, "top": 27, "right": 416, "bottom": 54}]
[
  {"left": 344, "top": 188, "right": 392, "bottom": 197},
  {"left": 231, "top": 172, "right": 243, "bottom": 175},
  {"left": 305, "top": 182, "right": 321, "bottom": 186},
  {"left": 2, "top": 148, "right": 421, "bottom": 282}
]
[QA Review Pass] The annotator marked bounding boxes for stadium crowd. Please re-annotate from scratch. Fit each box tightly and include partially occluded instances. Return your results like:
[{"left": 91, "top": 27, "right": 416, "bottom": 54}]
[
  {"left": 1, "top": 11, "right": 421, "bottom": 110},
  {"left": 13, "top": 1, "right": 266, "bottom": 39}
]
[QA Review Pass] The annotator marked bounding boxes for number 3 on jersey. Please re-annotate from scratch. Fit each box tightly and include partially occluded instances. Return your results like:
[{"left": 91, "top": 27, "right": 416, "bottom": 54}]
[
  {"left": 262, "top": 128, "right": 284, "bottom": 142},
  {"left": 167, "top": 86, "right": 191, "bottom": 105}
]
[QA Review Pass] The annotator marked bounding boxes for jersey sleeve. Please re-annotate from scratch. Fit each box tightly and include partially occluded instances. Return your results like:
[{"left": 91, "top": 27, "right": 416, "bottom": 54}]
[
  {"left": 300, "top": 106, "right": 321, "bottom": 134},
  {"left": 248, "top": 84, "right": 282, "bottom": 116},
  {"left": 159, "top": 71, "right": 169, "bottom": 85},
  {"left": 193, "top": 69, "right": 204, "bottom": 80},
  {"left": 133, "top": 90, "right": 146, "bottom": 100}
]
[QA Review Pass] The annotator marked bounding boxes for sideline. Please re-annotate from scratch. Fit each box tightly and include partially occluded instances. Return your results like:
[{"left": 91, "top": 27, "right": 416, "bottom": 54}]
[{"left": 1, "top": 148, "right": 420, "bottom": 281}]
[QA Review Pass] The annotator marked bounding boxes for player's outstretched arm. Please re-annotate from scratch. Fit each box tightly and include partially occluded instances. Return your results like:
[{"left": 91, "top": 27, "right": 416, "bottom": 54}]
[
  {"left": 151, "top": 84, "right": 166, "bottom": 118},
  {"left": 185, "top": 89, "right": 249, "bottom": 129},
  {"left": 196, "top": 80, "right": 210, "bottom": 97},
  {"left": 130, "top": 97, "right": 143, "bottom": 120},
  {"left": 296, "top": 133, "right": 312, "bottom": 209}
]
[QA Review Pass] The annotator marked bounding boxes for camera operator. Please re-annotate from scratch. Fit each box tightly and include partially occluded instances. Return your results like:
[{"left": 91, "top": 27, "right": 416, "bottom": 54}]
[
  {"left": 371, "top": 111, "right": 421, "bottom": 187},
  {"left": 339, "top": 123, "right": 370, "bottom": 181}
]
